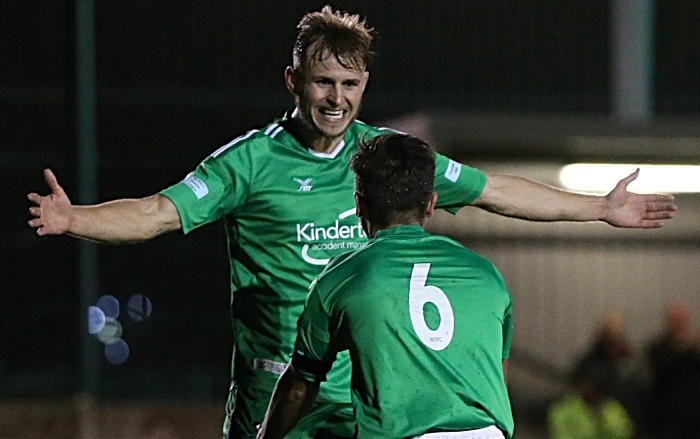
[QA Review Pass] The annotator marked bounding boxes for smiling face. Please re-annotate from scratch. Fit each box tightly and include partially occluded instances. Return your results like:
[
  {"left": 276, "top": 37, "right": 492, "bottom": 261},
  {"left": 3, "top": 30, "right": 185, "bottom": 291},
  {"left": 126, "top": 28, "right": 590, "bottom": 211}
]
[{"left": 285, "top": 51, "right": 369, "bottom": 152}]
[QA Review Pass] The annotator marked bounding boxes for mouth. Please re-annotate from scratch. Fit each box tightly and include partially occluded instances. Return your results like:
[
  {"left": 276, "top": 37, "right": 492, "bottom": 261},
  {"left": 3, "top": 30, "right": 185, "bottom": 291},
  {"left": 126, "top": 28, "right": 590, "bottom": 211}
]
[{"left": 318, "top": 109, "right": 346, "bottom": 122}]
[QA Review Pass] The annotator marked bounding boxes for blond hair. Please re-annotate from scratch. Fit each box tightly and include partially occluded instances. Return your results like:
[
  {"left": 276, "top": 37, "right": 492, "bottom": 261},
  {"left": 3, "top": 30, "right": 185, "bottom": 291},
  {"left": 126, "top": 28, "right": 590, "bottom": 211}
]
[{"left": 293, "top": 5, "right": 374, "bottom": 72}]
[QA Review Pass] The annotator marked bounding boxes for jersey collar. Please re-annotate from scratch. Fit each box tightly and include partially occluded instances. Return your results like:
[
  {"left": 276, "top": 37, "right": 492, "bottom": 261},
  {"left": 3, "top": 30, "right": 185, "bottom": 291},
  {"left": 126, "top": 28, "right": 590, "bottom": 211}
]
[
  {"left": 374, "top": 224, "right": 426, "bottom": 239},
  {"left": 306, "top": 140, "right": 345, "bottom": 159},
  {"left": 278, "top": 111, "right": 349, "bottom": 160}
]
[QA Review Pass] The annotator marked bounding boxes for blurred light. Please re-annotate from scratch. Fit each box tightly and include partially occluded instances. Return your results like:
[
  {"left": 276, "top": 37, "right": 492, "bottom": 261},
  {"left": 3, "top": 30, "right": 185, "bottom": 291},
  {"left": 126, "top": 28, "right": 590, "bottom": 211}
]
[
  {"left": 87, "top": 306, "right": 106, "bottom": 334},
  {"left": 559, "top": 164, "right": 700, "bottom": 194},
  {"left": 97, "top": 295, "right": 120, "bottom": 318},
  {"left": 104, "top": 339, "right": 130, "bottom": 365},
  {"left": 127, "top": 294, "right": 153, "bottom": 322},
  {"left": 95, "top": 317, "right": 123, "bottom": 344}
]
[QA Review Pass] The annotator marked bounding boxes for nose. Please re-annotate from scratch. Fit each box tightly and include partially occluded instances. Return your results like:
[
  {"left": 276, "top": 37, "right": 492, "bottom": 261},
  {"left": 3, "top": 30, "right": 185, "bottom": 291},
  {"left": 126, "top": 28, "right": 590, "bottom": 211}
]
[{"left": 327, "top": 84, "right": 343, "bottom": 107}]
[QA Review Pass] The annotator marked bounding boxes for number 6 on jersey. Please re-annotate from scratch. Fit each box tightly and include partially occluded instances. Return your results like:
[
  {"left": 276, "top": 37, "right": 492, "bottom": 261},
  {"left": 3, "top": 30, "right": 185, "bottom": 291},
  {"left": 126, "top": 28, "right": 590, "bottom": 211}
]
[{"left": 409, "top": 263, "right": 454, "bottom": 351}]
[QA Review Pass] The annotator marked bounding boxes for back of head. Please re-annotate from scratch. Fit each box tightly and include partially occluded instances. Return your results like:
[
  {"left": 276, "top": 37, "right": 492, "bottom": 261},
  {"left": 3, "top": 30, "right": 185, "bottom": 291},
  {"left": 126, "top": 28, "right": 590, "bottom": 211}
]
[
  {"left": 294, "top": 5, "right": 374, "bottom": 72},
  {"left": 350, "top": 133, "right": 435, "bottom": 226}
]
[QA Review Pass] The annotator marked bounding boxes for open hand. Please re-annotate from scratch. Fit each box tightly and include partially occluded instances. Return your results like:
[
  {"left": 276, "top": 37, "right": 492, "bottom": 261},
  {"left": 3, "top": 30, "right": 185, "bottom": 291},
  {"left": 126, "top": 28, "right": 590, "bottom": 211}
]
[
  {"left": 27, "top": 168, "right": 73, "bottom": 236},
  {"left": 604, "top": 168, "right": 677, "bottom": 228}
]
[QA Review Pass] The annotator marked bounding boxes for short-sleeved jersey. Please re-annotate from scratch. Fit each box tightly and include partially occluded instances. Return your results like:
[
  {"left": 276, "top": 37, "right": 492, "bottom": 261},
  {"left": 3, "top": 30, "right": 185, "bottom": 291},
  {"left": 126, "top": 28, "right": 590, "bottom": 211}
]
[
  {"left": 159, "top": 115, "right": 487, "bottom": 401},
  {"left": 294, "top": 225, "right": 514, "bottom": 439}
]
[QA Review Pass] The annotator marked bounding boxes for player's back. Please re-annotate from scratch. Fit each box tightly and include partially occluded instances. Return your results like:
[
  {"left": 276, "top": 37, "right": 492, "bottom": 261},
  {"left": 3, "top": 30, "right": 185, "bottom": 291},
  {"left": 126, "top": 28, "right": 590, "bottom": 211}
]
[{"left": 320, "top": 224, "right": 514, "bottom": 438}]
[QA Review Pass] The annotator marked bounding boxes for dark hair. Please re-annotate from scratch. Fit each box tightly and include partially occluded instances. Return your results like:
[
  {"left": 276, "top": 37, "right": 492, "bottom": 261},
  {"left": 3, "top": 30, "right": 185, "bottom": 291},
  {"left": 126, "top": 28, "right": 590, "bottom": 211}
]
[
  {"left": 293, "top": 5, "right": 375, "bottom": 72},
  {"left": 350, "top": 133, "right": 435, "bottom": 227}
]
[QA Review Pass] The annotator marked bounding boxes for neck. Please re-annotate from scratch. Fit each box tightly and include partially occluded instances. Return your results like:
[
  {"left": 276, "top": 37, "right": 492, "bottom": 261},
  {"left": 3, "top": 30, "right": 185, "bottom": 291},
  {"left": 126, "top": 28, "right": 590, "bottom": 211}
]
[
  {"left": 289, "top": 108, "right": 344, "bottom": 154},
  {"left": 367, "top": 220, "right": 423, "bottom": 239}
]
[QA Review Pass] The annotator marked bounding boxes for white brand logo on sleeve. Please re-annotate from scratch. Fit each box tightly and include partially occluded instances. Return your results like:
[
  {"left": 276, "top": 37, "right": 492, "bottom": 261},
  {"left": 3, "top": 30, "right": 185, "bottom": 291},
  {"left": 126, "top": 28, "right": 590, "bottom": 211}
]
[
  {"left": 294, "top": 178, "right": 313, "bottom": 192},
  {"left": 445, "top": 160, "right": 462, "bottom": 183},
  {"left": 183, "top": 175, "right": 209, "bottom": 199}
]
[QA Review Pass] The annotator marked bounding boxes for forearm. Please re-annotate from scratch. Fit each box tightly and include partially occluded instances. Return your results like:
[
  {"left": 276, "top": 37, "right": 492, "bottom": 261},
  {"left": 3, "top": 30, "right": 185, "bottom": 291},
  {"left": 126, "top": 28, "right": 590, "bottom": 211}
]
[
  {"left": 474, "top": 173, "right": 607, "bottom": 222},
  {"left": 258, "top": 366, "right": 319, "bottom": 439},
  {"left": 68, "top": 195, "right": 181, "bottom": 244}
]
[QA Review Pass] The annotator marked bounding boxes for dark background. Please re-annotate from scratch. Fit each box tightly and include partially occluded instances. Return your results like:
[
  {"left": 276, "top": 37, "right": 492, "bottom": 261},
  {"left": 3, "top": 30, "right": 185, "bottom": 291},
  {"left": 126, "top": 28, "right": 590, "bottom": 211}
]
[{"left": 2, "top": 0, "right": 699, "bottom": 403}]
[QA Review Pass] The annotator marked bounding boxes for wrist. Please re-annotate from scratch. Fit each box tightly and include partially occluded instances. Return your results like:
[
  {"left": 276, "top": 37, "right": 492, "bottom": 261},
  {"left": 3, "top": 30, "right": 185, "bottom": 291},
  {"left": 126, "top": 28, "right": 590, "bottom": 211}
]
[{"left": 599, "top": 194, "right": 612, "bottom": 223}]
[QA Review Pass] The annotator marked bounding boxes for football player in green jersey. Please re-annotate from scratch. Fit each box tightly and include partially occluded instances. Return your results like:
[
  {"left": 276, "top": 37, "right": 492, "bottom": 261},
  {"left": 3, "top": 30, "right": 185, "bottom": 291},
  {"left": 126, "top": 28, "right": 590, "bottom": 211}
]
[
  {"left": 258, "top": 132, "right": 514, "bottom": 439},
  {"left": 28, "top": 5, "right": 675, "bottom": 439}
]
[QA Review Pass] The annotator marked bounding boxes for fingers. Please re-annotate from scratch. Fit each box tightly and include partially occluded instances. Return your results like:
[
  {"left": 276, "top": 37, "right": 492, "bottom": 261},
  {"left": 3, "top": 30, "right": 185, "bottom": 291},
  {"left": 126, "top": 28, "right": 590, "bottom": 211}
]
[
  {"left": 638, "top": 220, "right": 664, "bottom": 229},
  {"left": 27, "top": 217, "right": 43, "bottom": 229},
  {"left": 611, "top": 168, "right": 640, "bottom": 193},
  {"left": 637, "top": 206, "right": 676, "bottom": 228},
  {"left": 43, "top": 168, "right": 63, "bottom": 194},
  {"left": 643, "top": 193, "right": 676, "bottom": 202},
  {"left": 27, "top": 192, "right": 42, "bottom": 206},
  {"left": 617, "top": 168, "right": 640, "bottom": 186},
  {"left": 27, "top": 203, "right": 45, "bottom": 232},
  {"left": 645, "top": 202, "right": 678, "bottom": 213},
  {"left": 644, "top": 210, "right": 675, "bottom": 220}
]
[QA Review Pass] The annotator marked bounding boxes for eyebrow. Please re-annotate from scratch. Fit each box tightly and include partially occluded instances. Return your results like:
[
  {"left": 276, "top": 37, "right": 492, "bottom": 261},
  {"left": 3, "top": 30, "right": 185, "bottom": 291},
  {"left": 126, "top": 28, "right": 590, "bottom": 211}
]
[{"left": 310, "top": 75, "right": 361, "bottom": 84}]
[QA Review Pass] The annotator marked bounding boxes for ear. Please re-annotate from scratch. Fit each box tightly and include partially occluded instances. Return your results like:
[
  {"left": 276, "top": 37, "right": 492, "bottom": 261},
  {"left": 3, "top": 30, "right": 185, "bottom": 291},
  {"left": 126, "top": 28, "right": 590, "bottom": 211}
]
[
  {"left": 424, "top": 192, "right": 438, "bottom": 219},
  {"left": 354, "top": 192, "right": 364, "bottom": 219},
  {"left": 284, "top": 66, "right": 298, "bottom": 95}
]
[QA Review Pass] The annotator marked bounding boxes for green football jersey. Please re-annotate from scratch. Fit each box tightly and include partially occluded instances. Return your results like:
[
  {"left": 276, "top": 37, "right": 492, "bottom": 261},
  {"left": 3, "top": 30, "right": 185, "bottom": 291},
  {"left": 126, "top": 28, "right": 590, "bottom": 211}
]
[
  {"left": 294, "top": 225, "right": 514, "bottom": 438},
  {"left": 160, "top": 115, "right": 486, "bottom": 401}
]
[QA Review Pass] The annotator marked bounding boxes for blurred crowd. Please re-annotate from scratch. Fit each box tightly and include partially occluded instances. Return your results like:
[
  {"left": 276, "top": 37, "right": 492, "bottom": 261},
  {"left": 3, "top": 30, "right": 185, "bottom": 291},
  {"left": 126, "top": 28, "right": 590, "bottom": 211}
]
[{"left": 548, "top": 303, "right": 700, "bottom": 439}]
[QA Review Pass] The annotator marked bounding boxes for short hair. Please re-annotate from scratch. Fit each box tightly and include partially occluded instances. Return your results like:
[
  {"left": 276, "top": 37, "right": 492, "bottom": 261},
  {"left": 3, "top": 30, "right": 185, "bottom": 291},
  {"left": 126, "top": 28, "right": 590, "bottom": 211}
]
[
  {"left": 350, "top": 133, "right": 435, "bottom": 227},
  {"left": 293, "top": 5, "right": 375, "bottom": 72}
]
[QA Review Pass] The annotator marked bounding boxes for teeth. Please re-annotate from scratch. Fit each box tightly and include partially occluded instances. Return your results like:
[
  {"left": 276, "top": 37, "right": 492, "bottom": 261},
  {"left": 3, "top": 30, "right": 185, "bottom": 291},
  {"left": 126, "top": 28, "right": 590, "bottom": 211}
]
[{"left": 321, "top": 110, "right": 343, "bottom": 119}]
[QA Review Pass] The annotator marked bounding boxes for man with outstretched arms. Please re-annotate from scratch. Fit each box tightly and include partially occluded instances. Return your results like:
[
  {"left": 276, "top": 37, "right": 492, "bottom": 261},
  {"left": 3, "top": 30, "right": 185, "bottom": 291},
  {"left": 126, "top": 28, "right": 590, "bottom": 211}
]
[
  {"left": 257, "top": 133, "right": 514, "bottom": 439},
  {"left": 28, "top": 5, "right": 675, "bottom": 439},
  {"left": 156, "top": 115, "right": 485, "bottom": 438}
]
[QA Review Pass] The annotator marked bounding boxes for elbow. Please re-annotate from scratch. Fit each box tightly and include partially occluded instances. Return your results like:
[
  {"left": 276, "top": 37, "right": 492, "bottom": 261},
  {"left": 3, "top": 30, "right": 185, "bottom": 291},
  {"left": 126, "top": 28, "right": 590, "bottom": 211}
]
[{"left": 139, "top": 195, "right": 181, "bottom": 240}]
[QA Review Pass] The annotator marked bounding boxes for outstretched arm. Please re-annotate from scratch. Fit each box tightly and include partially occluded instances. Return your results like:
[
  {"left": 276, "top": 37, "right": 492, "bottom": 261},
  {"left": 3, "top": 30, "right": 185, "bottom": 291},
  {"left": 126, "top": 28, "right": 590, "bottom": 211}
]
[
  {"left": 472, "top": 169, "right": 676, "bottom": 228},
  {"left": 256, "top": 364, "right": 320, "bottom": 439},
  {"left": 27, "top": 168, "right": 181, "bottom": 243}
]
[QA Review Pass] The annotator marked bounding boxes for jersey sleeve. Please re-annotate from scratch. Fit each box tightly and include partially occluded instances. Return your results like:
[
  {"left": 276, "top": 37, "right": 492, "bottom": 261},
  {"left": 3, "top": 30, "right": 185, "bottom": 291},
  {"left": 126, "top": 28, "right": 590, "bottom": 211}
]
[
  {"left": 433, "top": 152, "right": 486, "bottom": 214},
  {"left": 292, "top": 282, "right": 338, "bottom": 383},
  {"left": 158, "top": 136, "right": 254, "bottom": 234}
]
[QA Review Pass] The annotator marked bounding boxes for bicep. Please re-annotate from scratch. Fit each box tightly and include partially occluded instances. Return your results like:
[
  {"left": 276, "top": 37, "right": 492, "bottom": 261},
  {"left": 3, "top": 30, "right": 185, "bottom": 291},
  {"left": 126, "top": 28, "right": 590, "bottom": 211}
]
[{"left": 432, "top": 153, "right": 486, "bottom": 211}]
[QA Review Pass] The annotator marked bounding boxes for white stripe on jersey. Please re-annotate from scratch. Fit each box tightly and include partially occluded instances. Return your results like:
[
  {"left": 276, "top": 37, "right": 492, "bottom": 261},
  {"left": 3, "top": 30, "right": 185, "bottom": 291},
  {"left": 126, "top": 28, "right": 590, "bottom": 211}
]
[
  {"left": 270, "top": 125, "right": 284, "bottom": 138},
  {"left": 338, "top": 208, "right": 356, "bottom": 219},
  {"left": 264, "top": 123, "right": 280, "bottom": 136},
  {"left": 211, "top": 130, "right": 259, "bottom": 158},
  {"left": 355, "top": 120, "right": 398, "bottom": 133}
]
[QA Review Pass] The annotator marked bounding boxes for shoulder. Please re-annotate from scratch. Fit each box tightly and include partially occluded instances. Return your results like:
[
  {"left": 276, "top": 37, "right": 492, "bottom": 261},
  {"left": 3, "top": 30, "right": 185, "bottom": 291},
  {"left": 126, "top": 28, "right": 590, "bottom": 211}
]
[
  {"left": 432, "top": 233, "right": 489, "bottom": 262},
  {"left": 346, "top": 119, "right": 397, "bottom": 141},
  {"left": 315, "top": 249, "right": 363, "bottom": 288},
  {"left": 432, "top": 234, "right": 507, "bottom": 284},
  {"left": 312, "top": 246, "right": 377, "bottom": 300},
  {"left": 207, "top": 121, "right": 287, "bottom": 161}
]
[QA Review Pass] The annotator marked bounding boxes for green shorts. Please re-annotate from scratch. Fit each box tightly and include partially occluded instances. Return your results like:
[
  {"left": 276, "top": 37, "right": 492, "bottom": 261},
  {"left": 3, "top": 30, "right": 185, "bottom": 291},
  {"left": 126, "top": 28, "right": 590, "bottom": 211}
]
[{"left": 222, "top": 385, "right": 355, "bottom": 439}]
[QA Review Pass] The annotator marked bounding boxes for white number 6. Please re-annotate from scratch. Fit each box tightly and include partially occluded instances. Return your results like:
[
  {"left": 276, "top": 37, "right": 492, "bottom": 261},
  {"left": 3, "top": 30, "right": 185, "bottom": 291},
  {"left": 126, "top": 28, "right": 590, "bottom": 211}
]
[{"left": 409, "top": 263, "right": 454, "bottom": 351}]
